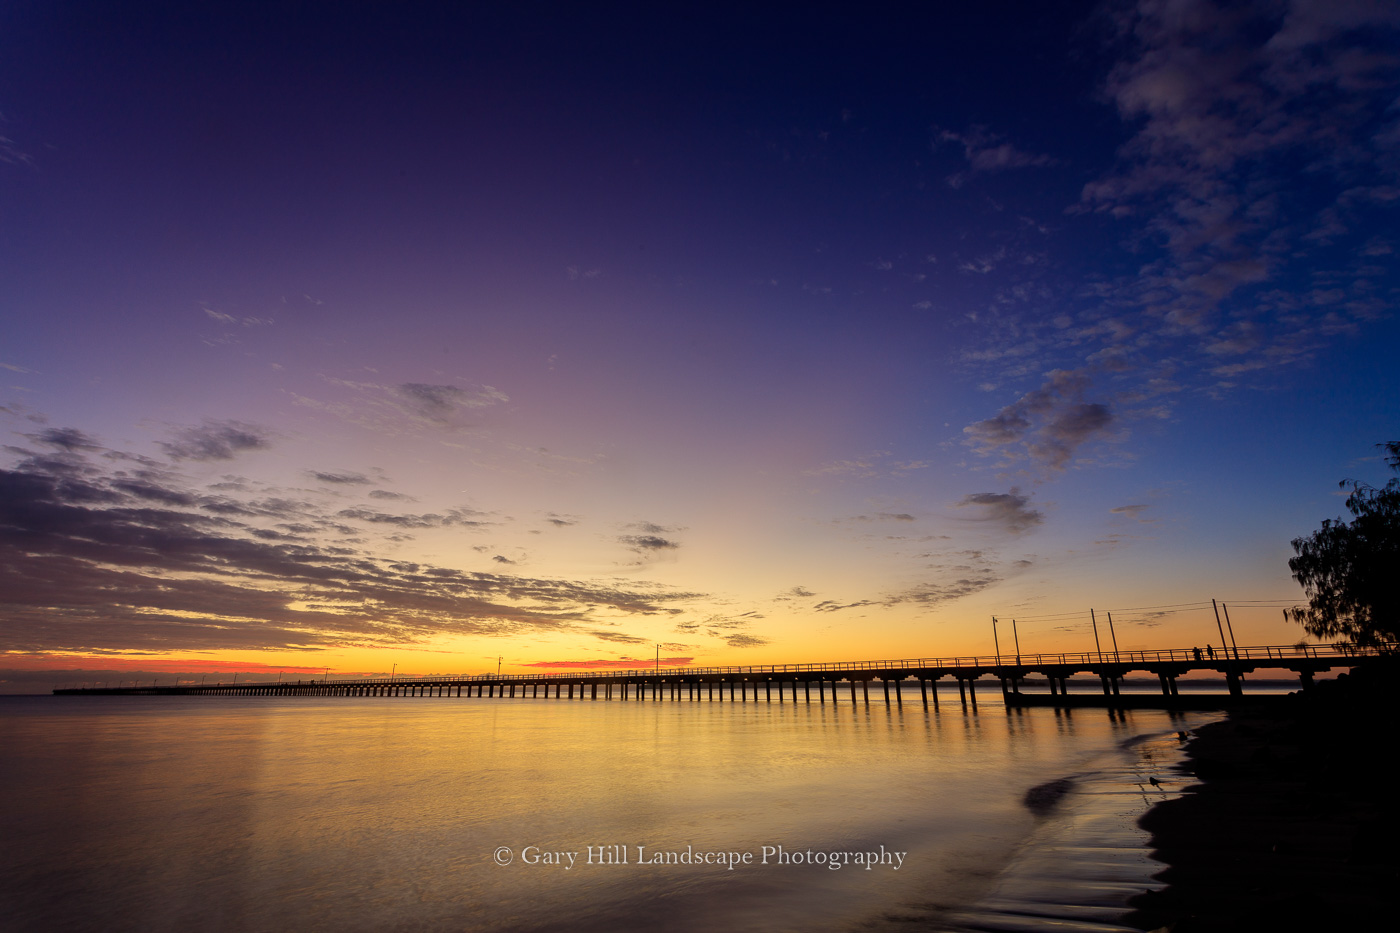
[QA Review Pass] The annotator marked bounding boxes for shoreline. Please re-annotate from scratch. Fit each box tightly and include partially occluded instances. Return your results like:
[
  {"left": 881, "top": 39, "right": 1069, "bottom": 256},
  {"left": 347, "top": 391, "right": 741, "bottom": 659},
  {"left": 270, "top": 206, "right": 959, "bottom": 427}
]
[
  {"left": 1124, "top": 664, "right": 1398, "bottom": 932},
  {"left": 933, "top": 714, "right": 1215, "bottom": 933}
]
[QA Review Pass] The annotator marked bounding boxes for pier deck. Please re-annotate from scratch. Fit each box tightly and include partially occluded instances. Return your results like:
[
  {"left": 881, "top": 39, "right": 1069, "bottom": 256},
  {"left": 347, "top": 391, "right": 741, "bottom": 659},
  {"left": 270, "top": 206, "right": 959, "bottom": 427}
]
[{"left": 53, "top": 643, "right": 1389, "bottom": 707}]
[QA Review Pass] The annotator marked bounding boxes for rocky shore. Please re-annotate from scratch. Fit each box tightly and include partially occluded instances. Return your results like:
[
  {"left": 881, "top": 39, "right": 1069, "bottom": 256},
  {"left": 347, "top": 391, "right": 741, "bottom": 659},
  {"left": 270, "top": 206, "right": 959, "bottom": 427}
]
[{"left": 1125, "top": 663, "right": 1399, "bottom": 932}]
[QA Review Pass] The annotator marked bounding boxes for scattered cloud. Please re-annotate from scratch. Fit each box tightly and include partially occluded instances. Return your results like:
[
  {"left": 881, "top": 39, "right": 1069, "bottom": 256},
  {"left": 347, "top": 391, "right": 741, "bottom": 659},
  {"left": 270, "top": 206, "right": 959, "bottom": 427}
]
[
  {"left": 619, "top": 534, "right": 679, "bottom": 551},
  {"left": 803, "top": 451, "right": 930, "bottom": 479},
  {"left": 954, "top": 489, "right": 1044, "bottom": 534},
  {"left": 159, "top": 420, "right": 273, "bottom": 462},
  {"left": 308, "top": 378, "right": 509, "bottom": 435},
  {"left": 0, "top": 438, "right": 706, "bottom": 655},
  {"left": 24, "top": 428, "right": 101, "bottom": 451},
  {"left": 964, "top": 368, "right": 1114, "bottom": 470},
  {"left": 520, "top": 655, "right": 694, "bottom": 670},
  {"left": 939, "top": 126, "right": 1058, "bottom": 188},
  {"left": 310, "top": 471, "right": 371, "bottom": 485},
  {"left": 336, "top": 506, "right": 489, "bottom": 529}
]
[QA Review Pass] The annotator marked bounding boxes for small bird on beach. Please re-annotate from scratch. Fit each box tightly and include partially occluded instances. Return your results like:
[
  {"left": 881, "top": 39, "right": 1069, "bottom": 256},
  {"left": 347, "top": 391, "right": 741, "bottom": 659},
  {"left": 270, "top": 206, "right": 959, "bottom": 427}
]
[{"left": 1148, "top": 776, "right": 1164, "bottom": 789}]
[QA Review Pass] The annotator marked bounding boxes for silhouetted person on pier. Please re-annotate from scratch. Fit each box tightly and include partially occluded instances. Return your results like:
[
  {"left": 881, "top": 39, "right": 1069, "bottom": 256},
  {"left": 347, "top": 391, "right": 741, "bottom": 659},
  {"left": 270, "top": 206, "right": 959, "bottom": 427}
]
[
  {"left": 1193, "top": 647, "right": 1202, "bottom": 661},
  {"left": 1206, "top": 646, "right": 1215, "bottom": 659}
]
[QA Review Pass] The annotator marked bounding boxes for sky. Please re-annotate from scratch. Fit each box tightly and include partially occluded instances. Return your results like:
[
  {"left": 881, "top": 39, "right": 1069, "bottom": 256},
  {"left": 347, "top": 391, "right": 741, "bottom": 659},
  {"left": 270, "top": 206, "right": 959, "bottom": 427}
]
[{"left": 2, "top": 1, "right": 1398, "bottom": 690}]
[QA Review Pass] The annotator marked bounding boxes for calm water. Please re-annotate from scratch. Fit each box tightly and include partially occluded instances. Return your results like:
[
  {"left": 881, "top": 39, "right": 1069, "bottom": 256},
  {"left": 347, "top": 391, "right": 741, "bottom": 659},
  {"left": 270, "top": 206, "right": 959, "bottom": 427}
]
[{"left": 0, "top": 692, "right": 1220, "bottom": 932}]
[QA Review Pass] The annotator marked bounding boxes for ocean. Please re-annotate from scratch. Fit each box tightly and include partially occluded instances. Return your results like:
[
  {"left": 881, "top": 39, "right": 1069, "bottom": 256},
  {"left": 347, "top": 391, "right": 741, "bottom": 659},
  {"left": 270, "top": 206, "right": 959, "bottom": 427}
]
[{"left": 0, "top": 690, "right": 1224, "bottom": 932}]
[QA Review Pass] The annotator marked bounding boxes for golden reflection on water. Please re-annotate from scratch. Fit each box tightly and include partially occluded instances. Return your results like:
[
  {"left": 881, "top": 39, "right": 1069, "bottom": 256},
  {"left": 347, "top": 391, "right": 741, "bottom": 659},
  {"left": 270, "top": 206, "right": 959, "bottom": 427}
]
[{"left": 1, "top": 695, "right": 1210, "bottom": 932}]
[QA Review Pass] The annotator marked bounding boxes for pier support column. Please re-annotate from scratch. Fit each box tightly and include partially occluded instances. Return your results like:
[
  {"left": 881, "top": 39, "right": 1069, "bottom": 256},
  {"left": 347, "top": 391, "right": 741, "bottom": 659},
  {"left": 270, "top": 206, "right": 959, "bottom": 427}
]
[
  {"left": 849, "top": 680, "right": 857, "bottom": 704},
  {"left": 883, "top": 680, "right": 890, "bottom": 705},
  {"left": 1227, "top": 670, "right": 1243, "bottom": 697},
  {"left": 1100, "top": 674, "right": 1112, "bottom": 696},
  {"left": 1299, "top": 670, "right": 1314, "bottom": 689}
]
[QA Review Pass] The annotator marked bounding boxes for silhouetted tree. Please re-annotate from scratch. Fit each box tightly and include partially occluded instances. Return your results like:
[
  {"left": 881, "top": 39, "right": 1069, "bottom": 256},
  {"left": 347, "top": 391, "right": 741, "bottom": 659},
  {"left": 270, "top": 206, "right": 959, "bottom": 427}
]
[{"left": 1287, "top": 442, "right": 1400, "bottom": 651}]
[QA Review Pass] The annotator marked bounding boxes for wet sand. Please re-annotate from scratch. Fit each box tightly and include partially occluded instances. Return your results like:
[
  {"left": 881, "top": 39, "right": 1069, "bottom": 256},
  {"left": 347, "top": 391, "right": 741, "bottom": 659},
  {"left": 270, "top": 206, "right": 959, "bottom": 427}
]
[
  {"left": 1124, "top": 663, "right": 1399, "bottom": 932},
  {"left": 936, "top": 718, "right": 1213, "bottom": 933}
]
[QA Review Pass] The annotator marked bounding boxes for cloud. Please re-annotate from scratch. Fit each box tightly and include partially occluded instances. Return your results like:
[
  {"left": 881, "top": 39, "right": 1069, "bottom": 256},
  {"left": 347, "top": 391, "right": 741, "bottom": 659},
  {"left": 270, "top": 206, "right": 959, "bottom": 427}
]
[
  {"left": 0, "top": 446, "right": 707, "bottom": 655},
  {"left": 519, "top": 655, "right": 694, "bottom": 670},
  {"left": 939, "top": 126, "right": 1058, "bottom": 188},
  {"left": 803, "top": 451, "right": 927, "bottom": 479},
  {"left": 842, "top": 512, "right": 917, "bottom": 524},
  {"left": 1072, "top": 0, "right": 1400, "bottom": 375},
  {"left": 1110, "top": 503, "right": 1154, "bottom": 523},
  {"left": 24, "top": 428, "right": 102, "bottom": 451},
  {"left": 311, "top": 378, "right": 509, "bottom": 435},
  {"left": 725, "top": 634, "right": 769, "bottom": 648},
  {"left": 392, "top": 383, "right": 507, "bottom": 425},
  {"left": 310, "top": 471, "right": 371, "bottom": 485},
  {"left": 583, "top": 629, "right": 650, "bottom": 644},
  {"left": 963, "top": 369, "right": 1114, "bottom": 470},
  {"left": 618, "top": 534, "right": 680, "bottom": 551},
  {"left": 813, "top": 599, "right": 879, "bottom": 613},
  {"left": 0, "top": 131, "right": 34, "bottom": 168},
  {"left": 616, "top": 522, "right": 682, "bottom": 562},
  {"left": 336, "top": 506, "right": 489, "bottom": 529},
  {"left": 624, "top": 521, "right": 677, "bottom": 535},
  {"left": 159, "top": 420, "right": 273, "bottom": 462},
  {"left": 954, "top": 489, "right": 1044, "bottom": 534}
]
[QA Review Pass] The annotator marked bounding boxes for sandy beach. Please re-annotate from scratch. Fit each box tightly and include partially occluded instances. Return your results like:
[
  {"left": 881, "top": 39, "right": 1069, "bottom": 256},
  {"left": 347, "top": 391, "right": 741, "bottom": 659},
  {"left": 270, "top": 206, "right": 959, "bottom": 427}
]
[{"left": 1125, "top": 664, "right": 1398, "bottom": 932}]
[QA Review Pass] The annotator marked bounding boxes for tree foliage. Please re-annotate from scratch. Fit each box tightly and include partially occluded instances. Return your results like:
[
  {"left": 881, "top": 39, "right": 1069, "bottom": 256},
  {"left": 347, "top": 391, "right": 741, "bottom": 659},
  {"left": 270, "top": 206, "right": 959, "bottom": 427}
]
[{"left": 1287, "top": 442, "right": 1400, "bottom": 651}]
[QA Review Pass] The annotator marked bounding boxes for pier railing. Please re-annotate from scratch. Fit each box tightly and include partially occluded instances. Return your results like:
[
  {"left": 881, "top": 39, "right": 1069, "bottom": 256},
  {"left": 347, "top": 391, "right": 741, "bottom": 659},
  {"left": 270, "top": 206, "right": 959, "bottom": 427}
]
[
  {"left": 81, "top": 641, "right": 1383, "bottom": 691},
  {"left": 335, "top": 641, "right": 1384, "bottom": 682}
]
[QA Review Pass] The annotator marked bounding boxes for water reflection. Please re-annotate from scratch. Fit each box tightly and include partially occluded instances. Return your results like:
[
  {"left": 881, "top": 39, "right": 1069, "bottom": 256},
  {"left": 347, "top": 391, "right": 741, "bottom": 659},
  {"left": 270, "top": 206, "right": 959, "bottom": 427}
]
[{"left": 1, "top": 695, "right": 1215, "bottom": 932}]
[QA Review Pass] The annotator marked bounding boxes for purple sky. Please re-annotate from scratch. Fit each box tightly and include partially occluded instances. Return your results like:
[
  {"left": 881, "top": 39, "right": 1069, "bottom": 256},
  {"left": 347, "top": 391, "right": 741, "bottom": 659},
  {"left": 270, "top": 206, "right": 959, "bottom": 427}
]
[{"left": 2, "top": 1, "right": 1398, "bottom": 688}]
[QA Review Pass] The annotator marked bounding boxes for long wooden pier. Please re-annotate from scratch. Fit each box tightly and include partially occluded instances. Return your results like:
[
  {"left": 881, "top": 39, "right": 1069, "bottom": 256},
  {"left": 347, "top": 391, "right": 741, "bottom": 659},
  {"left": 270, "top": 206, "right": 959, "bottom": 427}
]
[{"left": 52, "top": 643, "right": 1389, "bottom": 707}]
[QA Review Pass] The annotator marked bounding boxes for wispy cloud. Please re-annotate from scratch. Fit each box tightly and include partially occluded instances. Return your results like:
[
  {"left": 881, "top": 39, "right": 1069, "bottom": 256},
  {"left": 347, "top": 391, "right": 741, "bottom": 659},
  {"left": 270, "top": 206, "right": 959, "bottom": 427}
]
[
  {"left": 159, "top": 420, "right": 274, "bottom": 462},
  {"left": 0, "top": 436, "right": 705, "bottom": 655},
  {"left": 939, "top": 126, "right": 1058, "bottom": 188},
  {"left": 303, "top": 378, "right": 509, "bottom": 435},
  {"left": 310, "top": 471, "right": 371, "bottom": 485}
]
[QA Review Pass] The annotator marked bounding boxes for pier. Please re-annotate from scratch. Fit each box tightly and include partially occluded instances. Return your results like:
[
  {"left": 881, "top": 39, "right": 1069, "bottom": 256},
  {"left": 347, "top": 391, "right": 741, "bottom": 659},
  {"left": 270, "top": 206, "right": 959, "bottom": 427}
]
[{"left": 52, "top": 643, "right": 1390, "bottom": 707}]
